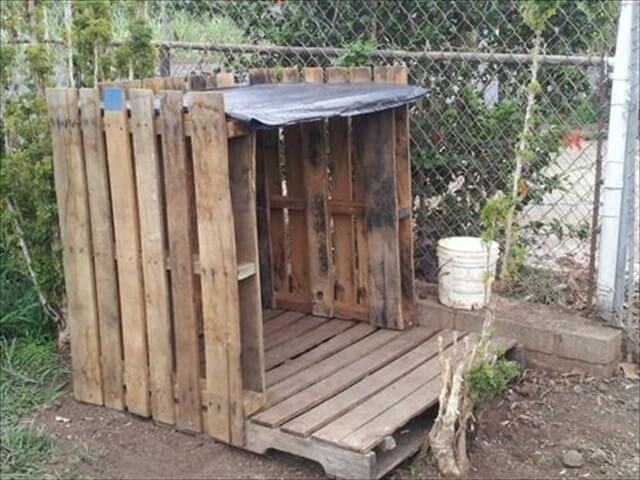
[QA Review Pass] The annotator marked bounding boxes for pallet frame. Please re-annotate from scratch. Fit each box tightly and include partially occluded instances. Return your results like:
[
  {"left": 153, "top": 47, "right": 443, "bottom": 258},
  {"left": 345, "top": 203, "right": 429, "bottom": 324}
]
[{"left": 49, "top": 65, "right": 423, "bottom": 478}]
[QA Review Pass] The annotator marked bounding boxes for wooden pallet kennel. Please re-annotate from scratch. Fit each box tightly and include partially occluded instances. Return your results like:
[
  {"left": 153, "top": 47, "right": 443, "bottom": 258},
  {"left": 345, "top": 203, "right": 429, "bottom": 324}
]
[
  {"left": 46, "top": 66, "right": 494, "bottom": 479},
  {"left": 47, "top": 81, "right": 263, "bottom": 445}
]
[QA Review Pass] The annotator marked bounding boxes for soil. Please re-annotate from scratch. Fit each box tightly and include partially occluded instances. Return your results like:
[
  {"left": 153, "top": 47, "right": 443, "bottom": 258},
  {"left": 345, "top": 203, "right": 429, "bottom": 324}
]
[{"left": 36, "top": 368, "right": 639, "bottom": 479}]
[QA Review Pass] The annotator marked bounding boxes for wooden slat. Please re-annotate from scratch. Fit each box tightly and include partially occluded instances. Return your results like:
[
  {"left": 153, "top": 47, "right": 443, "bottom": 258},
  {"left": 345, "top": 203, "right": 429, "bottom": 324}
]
[
  {"left": 281, "top": 67, "right": 300, "bottom": 83},
  {"left": 314, "top": 332, "right": 475, "bottom": 450},
  {"left": 265, "top": 319, "right": 354, "bottom": 369},
  {"left": 301, "top": 67, "right": 333, "bottom": 317},
  {"left": 263, "top": 310, "right": 307, "bottom": 337},
  {"left": 326, "top": 67, "right": 355, "bottom": 306},
  {"left": 254, "top": 327, "right": 436, "bottom": 428},
  {"left": 248, "top": 68, "right": 274, "bottom": 85},
  {"left": 283, "top": 122, "right": 309, "bottom": 301},
  {"left": 263, "top": 329, "right": 400, "bottom": 409},
  {"left": 255, "top": 129, "right": 277, "bottom": 306},
  {"left": 373, "top": 66, "right": 393, "bottom": 83},
  {"left": 356, "top": 109, "right": 404, "bottom": 329},
  {"left": 263, "top": 309, "right": 284, "bottom": 321},
  {"left": 78, "top": 89, "right": 122, "bottom": 409},
  {"left": 350, "top": 67, "right": 372, "bottom": 310},
  {"left": 391, "top": 65, "right": 415, "bottom": 324},
  {"left": 283, "top": 330, "right": 454, "bottom": 437},
  {"left": 128, "top": 89, "right": 175, "bottom": 424},
  {"left": 190, "top": 92, "right": 245, "bottom": 445},
  {"left": 103, "top": 87, "right": 151, "bottom": 416},
  {"left": 160, "top": 90, "right": 201, "bottom": 432},
  {"left": 47, "top": 89, "right": 103, "bottom": 406},
  {"left": 216, "top": 72, "right": 235, "bottom": 87},
  {"left": 229, "top": 132, "right": 266, "bottom": 396},
  {"left": 266, "top": 323, "right": 375, "bottom": 387},
  {"left": 350, "top": 66, "right": 372, "bottom": 83},
  {"left": 264, "top": 315, "right": 326, "bottom": 351}
]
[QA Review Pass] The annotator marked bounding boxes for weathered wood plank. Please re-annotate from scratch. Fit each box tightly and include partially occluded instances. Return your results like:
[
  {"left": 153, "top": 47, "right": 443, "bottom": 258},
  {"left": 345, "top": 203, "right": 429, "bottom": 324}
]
[
  {"left": 129, "top": 89, "right": 175, "bottom": 425},
  {"left": 245, "top": 421, "right": 375, "bottom": 480},
  {"left": 263, "top": 329, "right": 400, "bottom": 409},
  {"left": 391, "top": 65, "right": 415, "bottom": 324},
  {"left": 283, "top": 330, "right": 451, "bottom": 437},
  {"left": 315, "top": 332, "right": 475, "bottom": 450},
  {"left": 216, "top": 72, "right": 235, "bottom": 87},
  {"left": 263, "top": 309, "right": 284, "bottom": 321},
  {"left": 264, "top": 315, "right": 326, "bottom": 351},
  {"left": 103, "top": 87, "right": 150, "bottom": 415},
  {"left": 350, "top": 67, "right": 372, "bottom": 310},
  {"left": 256, "top": 128, "right": 277, "bottom": 306},
  {"left": 78, "top": 89, "right": 122, "bottom": 409},
  {"left": 283, "top": 122, "right": 310, "bottom": 302},
  {"left": 254, "top": 328, "right": 436, "bottom": 428},
  {"left": 190, "top": 92, "right": 244, "bottom": 445},
  {"left": 326, "top": 67, "right": 355, "bottom": 306},
  {"left": 265, "top": 319, "right": 354, "bottom": 370},
  {"left": 229, "top": 131, "right": 266, "bottom": 396},
  {"left": 356, "top": 110, "right": 404, "bottom": 329},
  {"left": 262, "top": 310, "right": 307, "bottom": 337},
  {"left": 266, "top": 323, "right": 375, "bottom": 387},
  {"left": 301, "top": 67, "right": 332, "bottom": 317},
  {"left": 160, "top": 90, "right": 201, "bottom": 432},
  {"left": 47, "top": 89, "right": 104, "bottom": 406}
]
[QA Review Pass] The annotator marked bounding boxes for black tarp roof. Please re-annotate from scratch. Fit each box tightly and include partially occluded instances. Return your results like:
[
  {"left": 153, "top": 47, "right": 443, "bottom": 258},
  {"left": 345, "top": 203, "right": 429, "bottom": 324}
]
[{"left": 189, "top": 82, "right": 428, "bottom": 127}]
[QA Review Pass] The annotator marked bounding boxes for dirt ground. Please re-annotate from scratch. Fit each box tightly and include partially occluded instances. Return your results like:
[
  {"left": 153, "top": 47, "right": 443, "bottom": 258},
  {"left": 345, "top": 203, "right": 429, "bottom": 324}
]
[{"left": 36, "top": 368, "right": 639, "bottom": 480}]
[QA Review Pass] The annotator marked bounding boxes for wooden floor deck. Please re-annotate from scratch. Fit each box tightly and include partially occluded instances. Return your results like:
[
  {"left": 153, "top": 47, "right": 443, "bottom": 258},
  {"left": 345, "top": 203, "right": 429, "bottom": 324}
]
[{"left": 246, "top": 309, "right": 515, "bottom": 479}]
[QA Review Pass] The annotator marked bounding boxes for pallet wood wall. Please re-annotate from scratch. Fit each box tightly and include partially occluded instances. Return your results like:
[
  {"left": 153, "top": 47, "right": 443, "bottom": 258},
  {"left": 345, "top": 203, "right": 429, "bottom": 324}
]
[
  {"left": 46, "top": 73, "right": 264, "bottom": 447},
  {"left": 252, "top": 65, "right": 415, "bottom": 330}
]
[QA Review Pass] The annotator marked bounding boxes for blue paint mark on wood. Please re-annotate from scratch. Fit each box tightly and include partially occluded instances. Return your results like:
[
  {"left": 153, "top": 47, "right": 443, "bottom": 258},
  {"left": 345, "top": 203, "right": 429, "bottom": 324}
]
[{"left": 103, "top": 88, "right": 124, "bottom": 111}]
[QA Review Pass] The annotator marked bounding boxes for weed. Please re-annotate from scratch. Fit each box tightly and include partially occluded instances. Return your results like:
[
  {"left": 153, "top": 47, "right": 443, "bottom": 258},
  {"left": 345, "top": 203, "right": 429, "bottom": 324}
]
[{"left": 465, "top": 348, "right": 520, "bottom": 403}]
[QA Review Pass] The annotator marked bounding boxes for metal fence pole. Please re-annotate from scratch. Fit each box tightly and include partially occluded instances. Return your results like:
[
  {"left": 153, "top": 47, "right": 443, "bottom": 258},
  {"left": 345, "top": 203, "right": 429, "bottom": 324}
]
[{"left": 596, "top": 0, "right": 638, "bottom": 319}]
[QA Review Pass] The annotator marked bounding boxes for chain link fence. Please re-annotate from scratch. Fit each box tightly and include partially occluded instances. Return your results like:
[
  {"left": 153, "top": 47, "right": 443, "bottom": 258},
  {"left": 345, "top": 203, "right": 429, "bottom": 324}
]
[{"left": 8, "top": 0, "right": 637, "bottom": 313}]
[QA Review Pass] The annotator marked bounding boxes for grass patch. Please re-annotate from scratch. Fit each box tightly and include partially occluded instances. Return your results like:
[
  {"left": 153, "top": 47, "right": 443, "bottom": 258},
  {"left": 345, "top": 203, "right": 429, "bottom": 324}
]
[{"left": 0, "top": 338, "right": 66, "bottom": 479}]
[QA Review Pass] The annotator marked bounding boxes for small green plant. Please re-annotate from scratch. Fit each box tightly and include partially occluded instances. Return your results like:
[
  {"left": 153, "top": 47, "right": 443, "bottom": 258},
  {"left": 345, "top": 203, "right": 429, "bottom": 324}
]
[
  {"left": 465, "top": 348, "right": 520, "bottom": 403},
  {"left": 334, "top": 39, "right": 375, "bottom": 67}
]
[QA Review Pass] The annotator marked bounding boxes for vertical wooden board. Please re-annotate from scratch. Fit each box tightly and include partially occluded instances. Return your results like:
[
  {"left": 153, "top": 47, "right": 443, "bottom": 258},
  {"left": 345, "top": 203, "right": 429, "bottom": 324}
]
[
  {"left": 326, "top": 68, "right": 355, "bottom": 305},
  {"left": 46, "top": 89, "right": 103, "bottom": 406},
  {"left": 142, "top": 77, "right": 164, "bottom": 93},
  {"left": 301, "top": 68, "right": 333, "bottom": 316},
  {"left": 256, "top": 129, "right": 276, "bottom": 307},
  {"left": 350, "top": 66, "right": 372, "bottom": 83},
  {"left": 303, "top": 67, "right": 324, "bottom": 83},
  {"left": 78, "top": 89, "right": 123, "bottom": 410},
  {"left": 349, "top": 66, "right": 372, "bottom": 309},
  {"left": 160, "top": 90, "right": 202, "bottom": 432},
  {"left": 356, "top": 110, "right": 404, "bottom": 329},
  {"left": 190, "top": 92, "right": 244, "bottom": 446},
  {"left": 283, "top": 124, "right": 310, "bottom": 300},
  {"left": 391, "top": 65, "right": 415, "bottom": 322},
  {"left": 281, "top": 67, "right": 300, "bottom": 83},
  {"left": 373, "top": 66, "right": 393, "bottom": 83},
  {"left": 216, "top": 72, "right": 235, "bottom": 87},
  {"left": 102, "top": 87, "right": 150, "bottom": 415},
  {"left": 229, "top": 132, "right": 266, "bottom": 396},
  {"left": 129, "top": 89, "right": 175, "bottom": 425},
  {"left": 248, "top": 68, "right": 273, "bottom": 85}
]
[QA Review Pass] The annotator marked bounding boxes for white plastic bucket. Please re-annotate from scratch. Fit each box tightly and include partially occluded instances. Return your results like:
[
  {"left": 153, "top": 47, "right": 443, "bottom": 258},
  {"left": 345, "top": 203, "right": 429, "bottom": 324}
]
[{"left": 437, "top": 236, "right": 500, "bottom": 310}]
